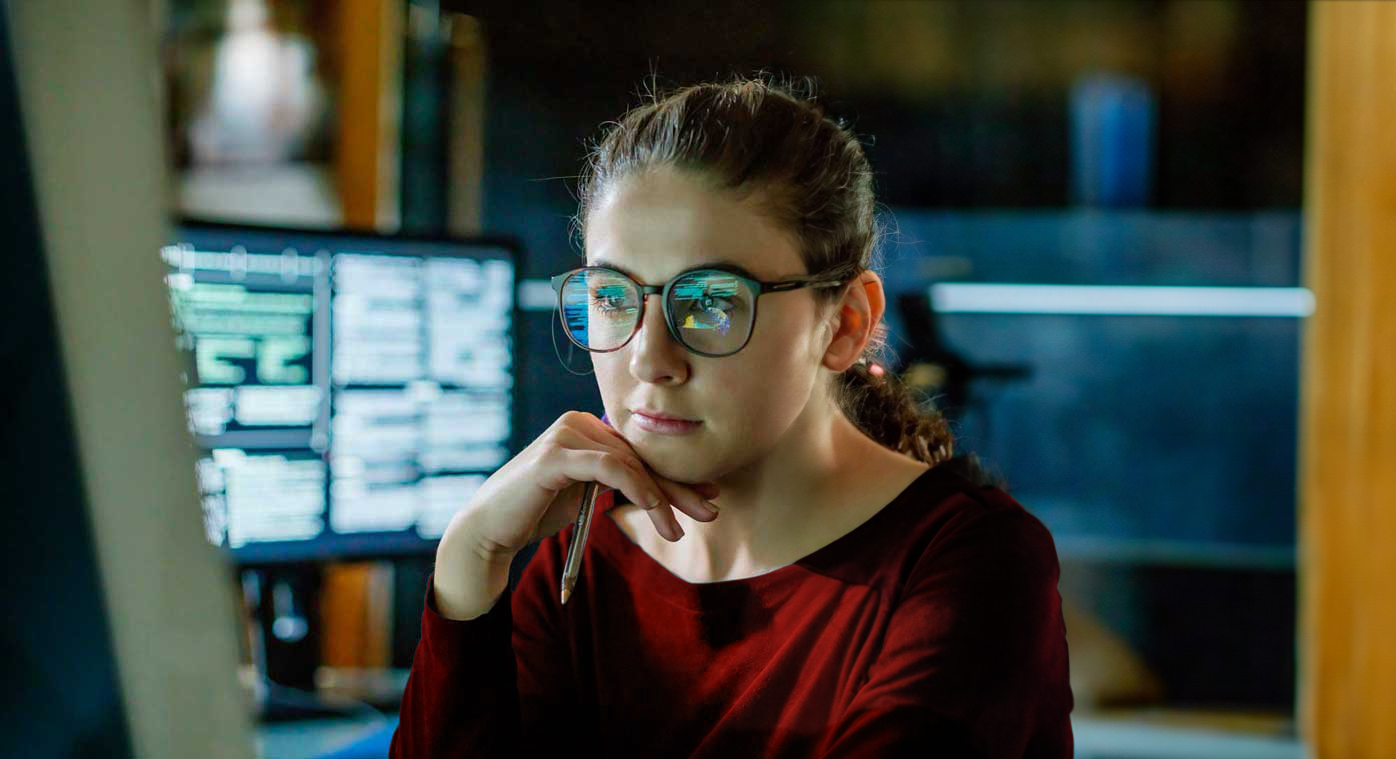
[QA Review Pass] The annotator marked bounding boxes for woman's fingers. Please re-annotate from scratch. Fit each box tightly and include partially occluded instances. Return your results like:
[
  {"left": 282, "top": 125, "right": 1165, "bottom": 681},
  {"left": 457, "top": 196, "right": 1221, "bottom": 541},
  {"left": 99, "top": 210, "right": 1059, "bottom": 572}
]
[
  {"left": 568, "top": 448, "right": 668, "bottom": 527},
  {"left": 563, "top": 413, "right": 720, "bottom": 527},
  {"left": 691, "top": 482, "right": 721, "bottom": 500},
  {"left": 649, "top": 480, "right": 724, "bottom": 542}
]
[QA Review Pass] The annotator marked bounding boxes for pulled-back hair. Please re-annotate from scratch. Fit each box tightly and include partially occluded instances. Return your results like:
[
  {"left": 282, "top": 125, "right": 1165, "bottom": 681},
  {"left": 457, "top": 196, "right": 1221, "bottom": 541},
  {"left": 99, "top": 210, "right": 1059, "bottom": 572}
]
[{"left": 571, "top": 72, "right": 1005, "bottom": 490}]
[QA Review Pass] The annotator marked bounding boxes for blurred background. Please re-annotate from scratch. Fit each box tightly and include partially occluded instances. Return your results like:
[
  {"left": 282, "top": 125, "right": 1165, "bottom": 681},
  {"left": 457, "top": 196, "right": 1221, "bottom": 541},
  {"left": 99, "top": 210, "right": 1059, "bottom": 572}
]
[{"left": 6, "top": 1, "right": 1393, "bottom": 757}]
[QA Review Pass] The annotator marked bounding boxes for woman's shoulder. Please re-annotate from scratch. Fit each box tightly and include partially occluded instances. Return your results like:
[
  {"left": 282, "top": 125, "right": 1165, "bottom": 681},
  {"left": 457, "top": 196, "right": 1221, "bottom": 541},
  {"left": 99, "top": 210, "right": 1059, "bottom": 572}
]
[
  {"left": 909, "top": 459, "right": 1061, "bottom": 579},
  {"left": 815, "top": 456, "right": 1056, "bottom": 586},
  {"left": 935, "top": 451, "right": 1011, "bottom": 491}
]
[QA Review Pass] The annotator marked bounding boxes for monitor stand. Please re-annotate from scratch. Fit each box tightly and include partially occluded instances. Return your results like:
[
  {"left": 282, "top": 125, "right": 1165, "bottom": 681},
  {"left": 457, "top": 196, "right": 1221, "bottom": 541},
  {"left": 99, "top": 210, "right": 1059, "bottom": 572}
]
[{"left": 242, "top": 565, "right": 370, "bottom": 722}]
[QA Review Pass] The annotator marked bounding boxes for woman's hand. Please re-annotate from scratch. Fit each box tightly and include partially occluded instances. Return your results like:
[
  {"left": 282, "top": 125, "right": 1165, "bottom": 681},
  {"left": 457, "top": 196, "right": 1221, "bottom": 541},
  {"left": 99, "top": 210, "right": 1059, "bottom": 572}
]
[
  {"left": 461, "top": 410, "right": 721, "bottom": 557},
  {"left": 431, "top": 410, "right": 719, "bottom": 620}
]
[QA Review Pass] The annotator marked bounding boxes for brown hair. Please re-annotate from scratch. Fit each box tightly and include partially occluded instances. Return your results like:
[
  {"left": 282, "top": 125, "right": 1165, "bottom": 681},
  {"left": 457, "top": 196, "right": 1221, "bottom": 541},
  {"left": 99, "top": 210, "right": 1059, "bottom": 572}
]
[{"left": 571, "top": 72, "right": 1005, "bottom": 490}]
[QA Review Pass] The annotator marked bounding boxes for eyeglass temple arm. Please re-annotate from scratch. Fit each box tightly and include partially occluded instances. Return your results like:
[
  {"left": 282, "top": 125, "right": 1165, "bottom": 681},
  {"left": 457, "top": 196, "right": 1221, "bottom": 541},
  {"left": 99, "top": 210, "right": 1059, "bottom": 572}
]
[{"left": 761, "top": 277, "right": 852, "bottom": 294}]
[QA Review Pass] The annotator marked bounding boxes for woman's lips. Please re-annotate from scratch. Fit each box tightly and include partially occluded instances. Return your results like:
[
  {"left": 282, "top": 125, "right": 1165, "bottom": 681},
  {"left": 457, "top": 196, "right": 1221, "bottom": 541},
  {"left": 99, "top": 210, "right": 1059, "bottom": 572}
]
[{"left": 632, "top": 411, "right": 703, "bottom": 435}]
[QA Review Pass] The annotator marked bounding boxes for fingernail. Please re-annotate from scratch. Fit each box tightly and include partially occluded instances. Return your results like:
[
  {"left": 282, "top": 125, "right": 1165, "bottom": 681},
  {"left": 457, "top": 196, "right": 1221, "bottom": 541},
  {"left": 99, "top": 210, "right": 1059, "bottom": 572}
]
[{"left": 701, "top": 499, "right": 719, "bottom": 515}]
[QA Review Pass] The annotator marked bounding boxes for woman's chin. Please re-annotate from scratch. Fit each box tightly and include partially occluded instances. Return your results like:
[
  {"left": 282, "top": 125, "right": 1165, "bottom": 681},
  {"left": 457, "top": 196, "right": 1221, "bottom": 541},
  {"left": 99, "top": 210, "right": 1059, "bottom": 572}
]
[{"left": 636, "top": 447, "right": 718, "bottom": 486}]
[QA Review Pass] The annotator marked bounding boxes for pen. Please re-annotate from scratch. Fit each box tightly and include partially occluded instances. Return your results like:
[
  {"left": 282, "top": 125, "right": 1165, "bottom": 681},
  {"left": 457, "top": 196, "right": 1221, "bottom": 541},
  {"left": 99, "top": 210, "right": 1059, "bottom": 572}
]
[
  {"left": 560, "top": 411, "right": 612, "bottom": 605},
  {"left": 559, "top": 479, "right": 600, "bottom": 605}
]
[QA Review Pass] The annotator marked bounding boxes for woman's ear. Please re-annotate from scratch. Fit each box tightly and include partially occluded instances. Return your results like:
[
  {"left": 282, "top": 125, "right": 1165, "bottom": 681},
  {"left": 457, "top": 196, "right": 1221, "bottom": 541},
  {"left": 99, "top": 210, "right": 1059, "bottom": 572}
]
[{"left": 821, "top": 270, "right": 885, "bottom": 372}]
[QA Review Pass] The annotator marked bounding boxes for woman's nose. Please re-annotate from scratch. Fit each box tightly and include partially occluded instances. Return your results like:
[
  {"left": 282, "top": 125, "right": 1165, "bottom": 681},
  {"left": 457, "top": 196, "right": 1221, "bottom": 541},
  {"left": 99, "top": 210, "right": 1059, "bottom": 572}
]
[
  {"left": 629, "top": 293, "right": 668, "bottom": 345},
  {"left": 628, "top": 294, "right": 689, "bottom": 380}
]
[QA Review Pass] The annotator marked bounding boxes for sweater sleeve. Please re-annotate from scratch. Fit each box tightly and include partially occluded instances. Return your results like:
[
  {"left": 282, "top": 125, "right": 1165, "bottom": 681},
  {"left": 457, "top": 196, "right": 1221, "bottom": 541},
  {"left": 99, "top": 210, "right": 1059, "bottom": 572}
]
[
  {"left": 816, "top": 504, "right": 1075, "bottom": 759},
  {"left": 389, "top": 537, "right": 583, "bottom": 759},
  {"left": 388, "top": 572, "right": 521, "bottom": 758}
]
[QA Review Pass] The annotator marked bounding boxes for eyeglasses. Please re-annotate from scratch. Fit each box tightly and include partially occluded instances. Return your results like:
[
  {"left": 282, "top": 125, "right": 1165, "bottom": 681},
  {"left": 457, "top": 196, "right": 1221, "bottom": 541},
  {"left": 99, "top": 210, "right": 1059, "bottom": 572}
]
[{"left": 550, "top": 265, "right": 851, "bottom": 357}]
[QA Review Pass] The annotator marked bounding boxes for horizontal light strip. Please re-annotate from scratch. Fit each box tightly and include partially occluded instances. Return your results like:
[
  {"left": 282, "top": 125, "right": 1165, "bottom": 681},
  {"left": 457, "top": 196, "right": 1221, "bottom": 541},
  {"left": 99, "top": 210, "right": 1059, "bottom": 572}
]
[
  {"left": 519, "top": 279, "right": 557, "bottom": 311},
  {"left": 930, "top": 283, "right": 1315, "bottom": 317}
]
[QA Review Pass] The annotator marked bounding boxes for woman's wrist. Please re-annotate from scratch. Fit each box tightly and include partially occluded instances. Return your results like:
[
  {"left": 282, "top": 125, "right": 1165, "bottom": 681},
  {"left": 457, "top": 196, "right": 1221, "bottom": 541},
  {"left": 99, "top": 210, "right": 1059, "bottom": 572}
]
[{"left": 432, "top": 509, "right": 517, "bottom": 621}]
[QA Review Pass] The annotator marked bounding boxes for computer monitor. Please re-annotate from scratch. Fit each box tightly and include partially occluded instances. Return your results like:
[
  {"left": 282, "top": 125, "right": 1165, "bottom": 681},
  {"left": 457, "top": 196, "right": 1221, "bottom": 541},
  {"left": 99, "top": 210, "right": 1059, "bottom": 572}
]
[
  {"left": 3, "top": 3, "right": 254, "bottom": 756},
  {"left": 163, "top": 221, "right": 524, "bottom": 564}
]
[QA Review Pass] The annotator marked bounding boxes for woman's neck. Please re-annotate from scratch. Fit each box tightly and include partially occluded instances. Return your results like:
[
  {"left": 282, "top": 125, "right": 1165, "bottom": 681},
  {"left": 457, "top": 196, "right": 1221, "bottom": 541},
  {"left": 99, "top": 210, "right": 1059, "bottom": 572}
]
[{"left": 663, "top": 411, "right": 929, "bottom": 583}]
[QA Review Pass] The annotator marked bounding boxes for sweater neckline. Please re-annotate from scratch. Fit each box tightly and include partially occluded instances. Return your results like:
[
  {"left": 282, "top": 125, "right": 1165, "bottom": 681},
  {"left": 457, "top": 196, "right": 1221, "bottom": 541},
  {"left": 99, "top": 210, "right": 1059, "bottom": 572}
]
[{"left": 592, "top": 463, "right": 963, "bottom": 611}]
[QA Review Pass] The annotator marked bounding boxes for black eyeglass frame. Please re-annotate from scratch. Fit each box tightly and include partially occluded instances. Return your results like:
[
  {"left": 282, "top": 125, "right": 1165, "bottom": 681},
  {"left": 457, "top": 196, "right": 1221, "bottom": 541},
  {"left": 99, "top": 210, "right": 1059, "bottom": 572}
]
[{"left": 549, "top": 265, "right": 852, "bottom": 358}]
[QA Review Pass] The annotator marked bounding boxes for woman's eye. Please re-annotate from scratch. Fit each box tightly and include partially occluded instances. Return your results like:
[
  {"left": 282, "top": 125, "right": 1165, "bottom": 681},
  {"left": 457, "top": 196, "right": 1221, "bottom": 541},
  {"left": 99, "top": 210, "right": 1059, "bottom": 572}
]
[
  {"left": 589, "top": 291, "right": 631, "bottom": 314},
  {"left": 696, "top": 294, "right": 735, "bottom": 311}
]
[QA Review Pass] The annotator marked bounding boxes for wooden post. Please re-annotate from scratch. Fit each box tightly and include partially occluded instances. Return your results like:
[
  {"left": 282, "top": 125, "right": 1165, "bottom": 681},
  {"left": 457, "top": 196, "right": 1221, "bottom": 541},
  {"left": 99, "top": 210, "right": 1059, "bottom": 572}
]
[
  {"left": 334, "top": 0, "right": 402, "bottom": 231},
  {"left": 446, "top": 13, "right": 487, "bottom": 237},
  {"left": 1298, "top": 2, "right": 1396, "bottom": 756},
  {"left": 320, "top": 562, "right": 393, "bottom": 671}
]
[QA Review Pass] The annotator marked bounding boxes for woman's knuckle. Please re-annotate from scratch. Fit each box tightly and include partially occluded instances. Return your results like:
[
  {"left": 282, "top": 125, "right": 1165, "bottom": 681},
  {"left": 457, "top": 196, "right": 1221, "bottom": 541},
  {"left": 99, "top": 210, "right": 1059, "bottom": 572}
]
[{"left": 537, "top": 433, "right": 563, "bottom": 456}]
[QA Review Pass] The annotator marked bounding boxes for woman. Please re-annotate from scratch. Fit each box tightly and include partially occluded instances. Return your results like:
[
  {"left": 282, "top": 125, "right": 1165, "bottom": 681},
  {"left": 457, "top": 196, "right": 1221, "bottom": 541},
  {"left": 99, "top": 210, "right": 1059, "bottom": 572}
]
[{"left": 391, "top": 74, "right": 1073, "bottom": 758}]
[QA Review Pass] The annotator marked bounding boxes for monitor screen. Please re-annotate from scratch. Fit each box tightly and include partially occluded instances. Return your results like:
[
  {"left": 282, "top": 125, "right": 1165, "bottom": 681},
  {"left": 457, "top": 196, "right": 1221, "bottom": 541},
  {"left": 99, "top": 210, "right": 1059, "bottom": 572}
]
[{"left": 163, "top": 221, "right": 521, "bottom": 563}]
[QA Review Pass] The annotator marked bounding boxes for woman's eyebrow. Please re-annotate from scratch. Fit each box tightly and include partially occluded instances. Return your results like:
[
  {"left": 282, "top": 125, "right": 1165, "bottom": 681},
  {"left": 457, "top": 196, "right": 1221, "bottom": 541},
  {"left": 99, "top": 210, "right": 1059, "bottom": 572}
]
[{"left": 591, "top": 257, "right": 758, "bottom": 284}]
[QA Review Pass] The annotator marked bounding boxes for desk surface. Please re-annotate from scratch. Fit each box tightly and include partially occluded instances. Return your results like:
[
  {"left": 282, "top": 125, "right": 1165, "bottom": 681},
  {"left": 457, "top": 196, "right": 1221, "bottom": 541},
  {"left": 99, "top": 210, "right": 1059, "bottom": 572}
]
[
  {"left": 254, "top": 712, "right": 1304, "bottom": 759},
  {"left": 256, "top": 716, "right": 396, "bottom": 759}
]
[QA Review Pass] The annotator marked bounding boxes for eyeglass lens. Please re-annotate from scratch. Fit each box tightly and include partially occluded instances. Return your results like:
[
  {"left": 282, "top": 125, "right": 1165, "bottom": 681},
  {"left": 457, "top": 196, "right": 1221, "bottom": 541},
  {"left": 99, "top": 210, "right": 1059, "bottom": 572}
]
[{"left": 559, "top": 268, "right": 755, "bottom": 355}]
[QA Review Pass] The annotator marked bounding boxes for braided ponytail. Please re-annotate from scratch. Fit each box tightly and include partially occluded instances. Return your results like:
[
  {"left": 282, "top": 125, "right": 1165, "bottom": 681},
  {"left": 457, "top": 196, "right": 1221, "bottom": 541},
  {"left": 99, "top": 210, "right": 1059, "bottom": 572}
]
[{"left": 835, "top": 353, "right": 1005, "bottom": 490}]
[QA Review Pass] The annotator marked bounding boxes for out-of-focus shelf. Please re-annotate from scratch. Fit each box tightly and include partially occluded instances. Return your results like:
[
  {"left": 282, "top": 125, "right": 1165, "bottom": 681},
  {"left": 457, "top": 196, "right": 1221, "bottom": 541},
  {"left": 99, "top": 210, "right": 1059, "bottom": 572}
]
[
  {"left": 1073, "top": 707, "right": 1302, "bottom": 759},
  {"left": 315, "top": 666, "right": 412, "bottom": 706},
  {"left": 1052, "top": 536, "right": 1297, "bottom": 570},
  {"left": 238, "top": 665, "right": 409, "bottom": 722}
]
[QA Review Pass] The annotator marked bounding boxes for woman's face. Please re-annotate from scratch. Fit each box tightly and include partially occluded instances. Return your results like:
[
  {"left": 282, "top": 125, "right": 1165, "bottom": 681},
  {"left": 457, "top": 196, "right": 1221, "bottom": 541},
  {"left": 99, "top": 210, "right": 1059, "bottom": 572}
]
[{"left": 583, "top": 167, "right": 837, "bottom": 485}]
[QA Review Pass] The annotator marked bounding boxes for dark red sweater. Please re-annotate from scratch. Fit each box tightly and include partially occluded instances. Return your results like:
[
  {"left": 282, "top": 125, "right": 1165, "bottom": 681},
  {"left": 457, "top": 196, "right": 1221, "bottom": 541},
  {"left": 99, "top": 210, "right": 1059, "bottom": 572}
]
[{"left": 390, "top": 465, "right": 1073, "bottom": 758}]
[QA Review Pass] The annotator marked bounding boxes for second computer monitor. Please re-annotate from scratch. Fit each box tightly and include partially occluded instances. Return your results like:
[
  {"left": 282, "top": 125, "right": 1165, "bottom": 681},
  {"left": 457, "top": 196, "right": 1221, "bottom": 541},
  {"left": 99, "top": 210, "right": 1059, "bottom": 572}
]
[{"left": 164, "top": 221, "right": 522, "bottom": 563}]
